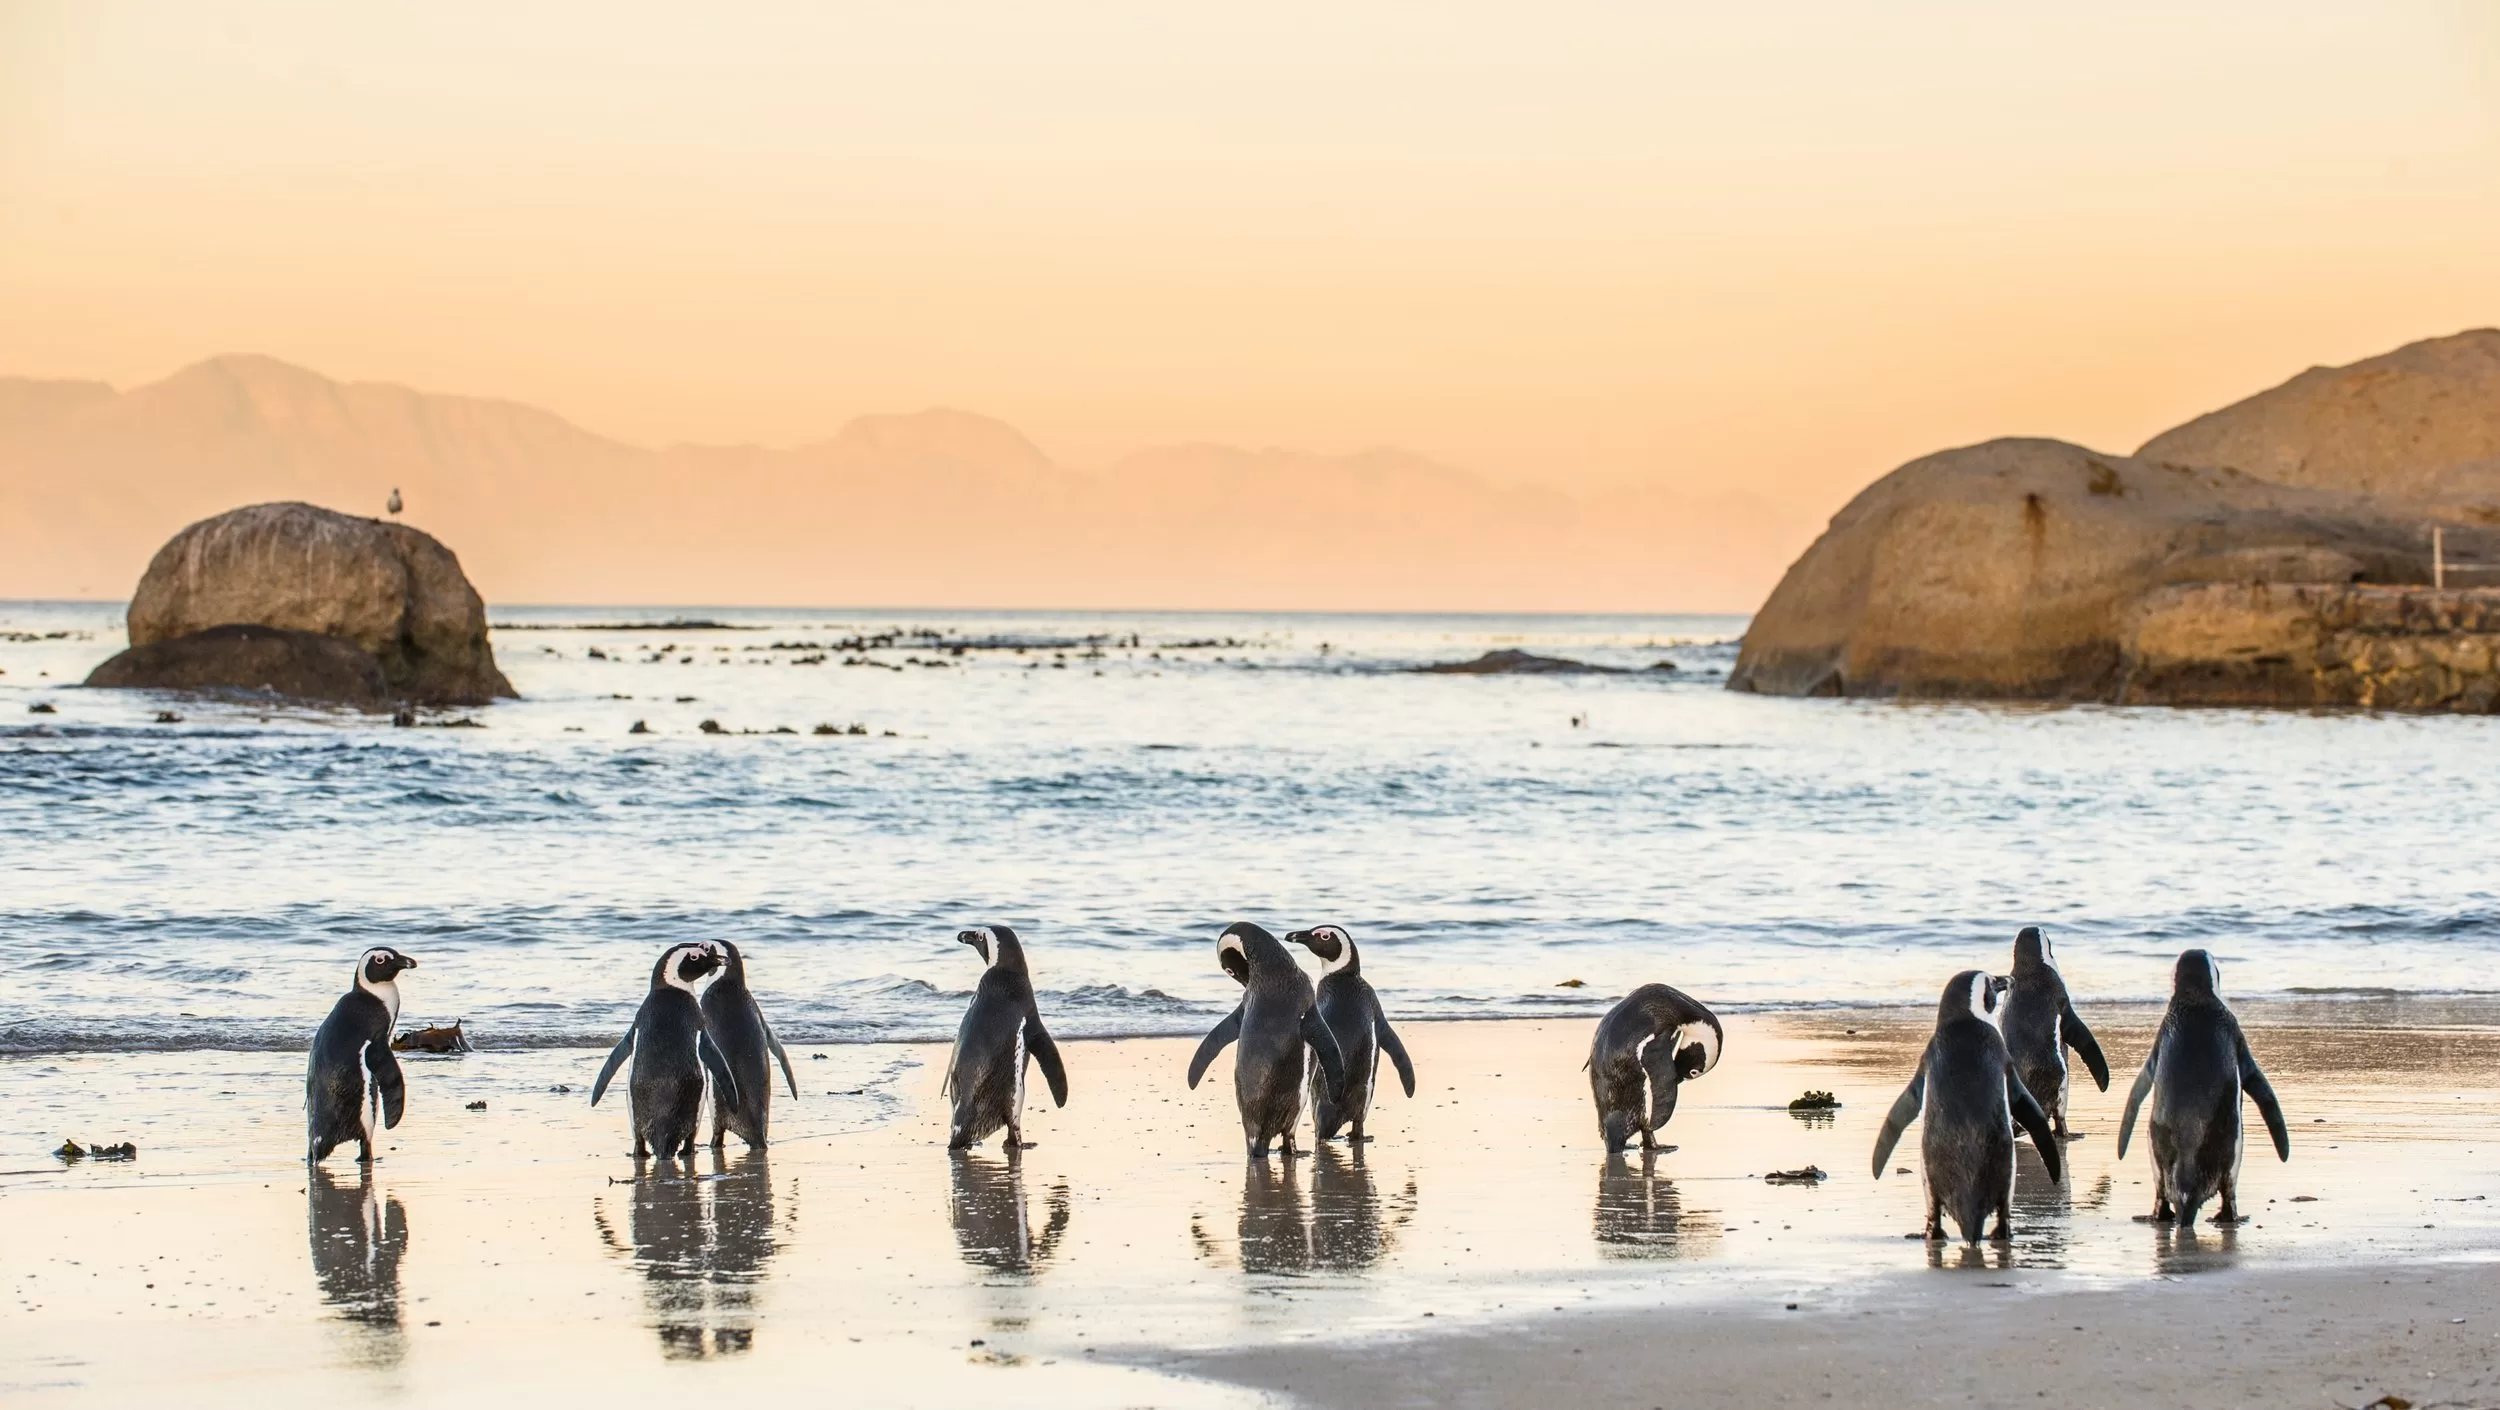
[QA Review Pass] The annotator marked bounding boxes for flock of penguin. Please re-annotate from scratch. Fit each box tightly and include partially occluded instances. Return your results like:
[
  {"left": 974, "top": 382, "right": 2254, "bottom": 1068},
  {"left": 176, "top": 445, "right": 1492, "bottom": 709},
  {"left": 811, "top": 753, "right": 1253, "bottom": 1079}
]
[{"left": 306, "top": 920, "right": 2291, "bottom": 1245}]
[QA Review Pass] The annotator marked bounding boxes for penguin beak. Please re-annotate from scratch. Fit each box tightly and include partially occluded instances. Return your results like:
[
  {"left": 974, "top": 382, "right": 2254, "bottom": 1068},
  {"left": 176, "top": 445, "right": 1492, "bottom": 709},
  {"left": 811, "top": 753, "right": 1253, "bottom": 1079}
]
[
  {"left": 398, "top": 957, "right": 417, "bottom": 971},
  {"left": 956, "top": 930, "right": 990, "bottom": 963}
]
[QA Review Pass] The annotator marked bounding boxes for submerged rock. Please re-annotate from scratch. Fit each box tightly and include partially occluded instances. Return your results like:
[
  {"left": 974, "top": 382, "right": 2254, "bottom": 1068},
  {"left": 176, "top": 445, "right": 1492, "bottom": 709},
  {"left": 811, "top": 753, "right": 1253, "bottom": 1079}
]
[
  {"left": 1416, "top": 649, "right": 1624, "bottom": 676},
  {"left": 85, "top": 624, "right": 391, "bottom": 706},
  {"left": 90, "top": 501, "right": 515, "bottom": 706}
]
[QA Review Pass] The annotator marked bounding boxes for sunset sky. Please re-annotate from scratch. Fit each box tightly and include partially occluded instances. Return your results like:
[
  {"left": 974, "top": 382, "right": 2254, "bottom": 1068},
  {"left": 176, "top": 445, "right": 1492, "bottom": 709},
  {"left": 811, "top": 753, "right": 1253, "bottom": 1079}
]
[{"left": 5, "top": 2, "right": 2499, "bottom": 551}]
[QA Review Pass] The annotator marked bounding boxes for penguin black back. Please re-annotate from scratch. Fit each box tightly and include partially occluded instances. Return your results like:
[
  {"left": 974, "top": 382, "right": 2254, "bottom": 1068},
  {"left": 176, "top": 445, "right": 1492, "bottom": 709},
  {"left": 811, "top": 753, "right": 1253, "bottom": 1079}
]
[
  {"left": 1996, "top": 926, "right": 2109, "bottom": 1139},
  {"left": 944, "top": 925, "right": 1068, "bottom": 1150},
  {"left": 1186, "top": 922, "right": 1347, "bottom": 1158},
  {"left": 697, "top": 939, "right": 798, "bottom": 1150},
  {"left": 1586, "top": 983, "right": 1722, "bottom": 1153},
  {"left": 593, "top": 942, "right": 736, "bottom": 1161},
  {"left": 1285, "top": 925, "right": 1415, "bottom": 1143},
  {"left": 306, "top": 946, "right": 418, "bottom": 1164},
  {"left": 2117, "top": 950, "right": 2289, "bottom": 1225},
  {"left": 1873, "top": 970, "right": 2064, "bottom": 1243}
]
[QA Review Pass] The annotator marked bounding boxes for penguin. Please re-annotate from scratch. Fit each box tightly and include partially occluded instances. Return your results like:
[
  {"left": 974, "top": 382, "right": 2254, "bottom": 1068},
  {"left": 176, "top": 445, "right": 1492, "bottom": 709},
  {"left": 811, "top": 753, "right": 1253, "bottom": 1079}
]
[
  {"left": 2116, "top": 949, "right": 2290, "bottom": 1226},
  {"left": 1873, "top": 970, "right": 2065, "bottom": 1243},
  {"left": 943, "top": 925, "right": 1069, "bottom": 1150},
  {"left": 1585, "top": 983, "right": 1723, "bottom": 1154},
  {"left": 697, "top": 939, "right": 799, "bottom": 1149},
  {"left": 306, "top": 946, "right": 419, "bottom": 1164},
  {"left": 1997, "top": 925, "right": 2110, "bottom": 1139},
  {"left": 591, "top": 942, "right": 738, "bottom": 1160},
  {"left": 1186, "top": 921, "right": 1348, "bottom": 1158},
  {"left": 1282, "top": 925, "right": 1415, "bottom": 1142}
]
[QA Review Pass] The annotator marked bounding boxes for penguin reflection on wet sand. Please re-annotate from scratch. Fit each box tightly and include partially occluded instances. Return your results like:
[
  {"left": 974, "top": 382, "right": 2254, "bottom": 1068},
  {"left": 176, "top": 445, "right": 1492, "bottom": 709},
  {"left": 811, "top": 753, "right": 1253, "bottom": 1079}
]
[
  {"left": 698, "top": 939, "right": 799, "bottom": 1150},
  {"left": 1585, "top": 983, "right": 1723, "bottom": 1153},
  {"left": 307, "top": 1166, "right": 408, "bottom": 1346},
  {"left": 1593, "top": 1150, "right": 1721, "bottom": 1260},
  {"left": 947, "top": 1150, "right": 1071, "bottom": 1274},
  {"left": 306, "top": 947, "right": 418, "bottom": 1164},
  {"left": 1283, "top": 925, "right": 1416, "bottom": 1142},
  {"left": 1997, "top": 926, "right": 2110, "bottom": 1140},
  {"left": 594, "top": 1149, "right": 781, "bottom": 1359},
  {"left": 593, "top": 942, "right": 738, "bottom": 1160},
  {"left": 2118, "top": 949, "right": 2290, "bottom": 1227},
  {"left": 945, "top": 926, "right": 1068, "bottom": 1150},
  {"left": 1873, "top": 971, "right": 2064, "bottom": 1243},
  {"left": 1188, "top": 922, "right": 1348, "bottom": 1158}
]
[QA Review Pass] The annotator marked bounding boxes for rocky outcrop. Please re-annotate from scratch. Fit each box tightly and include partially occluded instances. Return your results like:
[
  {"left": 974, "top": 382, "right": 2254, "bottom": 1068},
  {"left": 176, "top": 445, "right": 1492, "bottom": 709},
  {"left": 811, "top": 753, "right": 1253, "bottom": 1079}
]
[
  {"left": 1732, "top": 331, "right": 2500, "bottom": 711},
  {"left": 1416, "top": 649, "right": 1623, "bottom": 675},
  {"left": 88, "top": 502, "right": 513, "bottom": 704},
  {"left": 84, "top": 624, "right": 390, "bottom": 705}
]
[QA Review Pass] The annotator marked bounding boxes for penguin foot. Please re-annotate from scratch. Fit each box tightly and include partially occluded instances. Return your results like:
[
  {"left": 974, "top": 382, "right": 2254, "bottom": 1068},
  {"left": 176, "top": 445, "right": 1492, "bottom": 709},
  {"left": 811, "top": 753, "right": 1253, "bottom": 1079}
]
[{"left": 1014, "top": 1140, "right": 1039, "bottom": 1149}]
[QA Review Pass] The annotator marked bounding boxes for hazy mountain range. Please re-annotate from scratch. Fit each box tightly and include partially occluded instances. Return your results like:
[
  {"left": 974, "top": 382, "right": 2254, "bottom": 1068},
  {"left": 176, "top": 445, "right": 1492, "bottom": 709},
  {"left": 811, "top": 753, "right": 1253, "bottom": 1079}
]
[{"left": 0, "top": 355, "right": 1798, "bottom": 611}]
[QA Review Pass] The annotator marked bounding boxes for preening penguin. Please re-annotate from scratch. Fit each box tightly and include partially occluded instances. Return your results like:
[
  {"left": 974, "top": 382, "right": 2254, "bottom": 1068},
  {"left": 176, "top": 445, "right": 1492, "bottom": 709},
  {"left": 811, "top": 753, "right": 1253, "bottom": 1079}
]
[
  {"left": 306, "top": 946, "right": 419, "bottom": 1164},
  {"left": 1186, "top": 922, "right": 1348, "bottom": 1158},
  {"left": 591, "top": 942, "right": 737, "bottom": 1160},
  {"left": 1283, "top": 925, "right": 1415, "bottom": 1143},
  {"left": 1585, "top": 984, "right": 1723, "bottom": 1154},
  {"left": 944, "top": 925, "right": 1069, "bottom": 1150},
  {"left": 698, "top": 939, "right": 799, "bottom": 1149},
  {"left": 1873, "top": 970, "right": 2065, "bottom": 1243},
  {"left": 1997, "top": 926, "right": 2109, "bottom": 1139},
  {"left": 2117, "top": 950, "right": 2290, "bottom": 1226}
]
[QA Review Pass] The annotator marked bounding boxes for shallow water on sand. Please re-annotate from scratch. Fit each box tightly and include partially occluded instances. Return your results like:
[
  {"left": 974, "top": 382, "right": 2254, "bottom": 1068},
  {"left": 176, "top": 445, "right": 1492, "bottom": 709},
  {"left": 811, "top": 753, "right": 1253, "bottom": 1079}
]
[
  {"left": 5, "top": 601, "right": 2500, "bottom": 1056},
  {"left": 4, "top": 1013, "right": 2495, "bottom": 1405}
]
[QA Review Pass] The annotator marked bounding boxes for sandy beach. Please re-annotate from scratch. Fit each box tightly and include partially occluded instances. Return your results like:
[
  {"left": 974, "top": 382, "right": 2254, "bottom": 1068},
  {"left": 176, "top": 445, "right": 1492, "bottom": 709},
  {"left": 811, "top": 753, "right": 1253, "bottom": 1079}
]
[{"left": 5, "top": 1005, "right": 2496, "bottom": 1407}]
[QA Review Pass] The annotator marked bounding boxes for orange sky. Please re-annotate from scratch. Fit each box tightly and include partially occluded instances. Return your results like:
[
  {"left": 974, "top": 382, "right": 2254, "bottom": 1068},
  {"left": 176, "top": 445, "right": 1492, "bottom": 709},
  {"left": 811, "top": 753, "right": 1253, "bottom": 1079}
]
[{"left": 5, "top": 1, "right": 2500, "bottom": 526}]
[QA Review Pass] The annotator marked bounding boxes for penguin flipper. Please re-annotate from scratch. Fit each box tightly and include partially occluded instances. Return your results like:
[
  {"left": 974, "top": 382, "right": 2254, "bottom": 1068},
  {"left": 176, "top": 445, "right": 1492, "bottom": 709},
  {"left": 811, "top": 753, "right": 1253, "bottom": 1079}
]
[
  {"left": 1026, "top": 1013, "right": 1069, "bottom": 1108},
  {"left": 1301, "top": 1005, "right": 1349, "bottom": 1098},
  {"left": 2062, "top": 1001, "right": 2111, "bottom": 1092},
  {"left": 366, "top": 1041, "right": 407, "bottom": 1130},
  {"left": 698, "top": 1030, "right": 739, "bottom": 1109},
  {"left": 2005, "top": 1069, "right": 2063, "bottom": 1182},
  {"left": 590, "top": 1026, "right": 635, "bottom": 1107},
  {"left": 2238, "top": 1038, "right": 2290, "bottom": 1162},
  {"left": 1186, "top": 1005, "right": 1242, "bottom": 1089},
  {"left": 2116, "top": 1058, "right": 2156, "bottom": 1160},
  {"left": 761, "top": 1014, "right": 800, "bottom": 1100},
  {"left": 1375, "top": 1016, "right": 1417, "bottom": 1098},
  {"left": 1870, "top": 1063, "right": 1925, "bottom": 1178}
]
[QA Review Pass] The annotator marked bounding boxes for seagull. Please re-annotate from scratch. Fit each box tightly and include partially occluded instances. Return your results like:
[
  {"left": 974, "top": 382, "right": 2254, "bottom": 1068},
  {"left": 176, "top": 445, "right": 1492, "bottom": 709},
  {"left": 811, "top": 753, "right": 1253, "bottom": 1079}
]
[{"left": 386, "top": 488, "right": 403, "bottom": 517}]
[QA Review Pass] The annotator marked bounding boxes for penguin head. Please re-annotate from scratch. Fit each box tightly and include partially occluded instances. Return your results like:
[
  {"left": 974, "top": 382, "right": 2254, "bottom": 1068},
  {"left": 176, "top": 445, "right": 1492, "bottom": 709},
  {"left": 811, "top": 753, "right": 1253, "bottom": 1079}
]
[
  {"left": 1667, "top": 1018, "right": 1722, "bottom": 1081},
  {"left": 957, "top": 925, "right": 1021, "bottom": 970},
  {"left": 2012, "top": 926, "right": 2054, "bottom": 973},
  {"left": 1283, "top": 925, "right": 1358, "bottom": 977},
  {"left": 1938, "top": 969, "right": 2008, "bottom": 1026},
  {"left": 1215, "top": 922, "right": 1279, "bottom": 985},
  {"left": 654, "top": 942, "right": 720, "bottom": 993},
  {"left": 358, "top": 947, "right": 416, "bottom": 988},
  {"left": 2174, "top": 949, "right": 2222, "bottom": 1000},
  {"left": 705, "top": 939, "right": 745, "bottom": 978}
]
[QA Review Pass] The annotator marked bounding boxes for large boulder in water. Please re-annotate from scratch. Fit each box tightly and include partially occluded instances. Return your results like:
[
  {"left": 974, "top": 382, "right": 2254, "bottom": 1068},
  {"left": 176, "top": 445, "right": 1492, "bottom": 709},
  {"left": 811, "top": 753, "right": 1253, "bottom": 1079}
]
[
  {"left": 85, "top": 623, "right": 391, "bottom": 706},
  {"left": 91, "top": 502, "right": 514, "bottom": 704}
]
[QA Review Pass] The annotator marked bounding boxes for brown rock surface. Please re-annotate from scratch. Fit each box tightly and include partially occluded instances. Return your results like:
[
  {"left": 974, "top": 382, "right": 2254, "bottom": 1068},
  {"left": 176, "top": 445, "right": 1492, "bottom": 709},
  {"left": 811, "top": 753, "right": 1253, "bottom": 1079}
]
[
  {"left": 84, "top": 624, "right": 390, "bottom": 706},
  {"left": 1732, "top": 331, "right": 2500, "bottom": 710},
  {"left": 109, "top": 502, "right": 513, "bottom": 703}
]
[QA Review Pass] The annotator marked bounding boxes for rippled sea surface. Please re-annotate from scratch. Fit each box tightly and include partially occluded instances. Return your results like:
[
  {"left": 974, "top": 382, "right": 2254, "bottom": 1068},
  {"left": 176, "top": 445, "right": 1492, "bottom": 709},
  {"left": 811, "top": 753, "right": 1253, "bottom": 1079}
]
[{"left": 4, "top": 600, "right": 2496, "bottom": 1054}]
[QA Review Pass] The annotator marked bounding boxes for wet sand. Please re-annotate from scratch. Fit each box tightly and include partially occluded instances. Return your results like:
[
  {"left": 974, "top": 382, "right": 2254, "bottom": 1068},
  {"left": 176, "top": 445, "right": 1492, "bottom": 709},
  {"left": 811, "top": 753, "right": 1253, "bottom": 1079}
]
[{"left": 3, "top": 1006, "right": 2496, "bottom": 1406}]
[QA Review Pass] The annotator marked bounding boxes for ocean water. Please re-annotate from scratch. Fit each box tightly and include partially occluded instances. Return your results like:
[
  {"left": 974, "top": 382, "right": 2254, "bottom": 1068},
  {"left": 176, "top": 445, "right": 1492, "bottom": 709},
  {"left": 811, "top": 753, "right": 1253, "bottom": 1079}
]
[{"left": 3, "top": 600, "right": 2496, "bottom": 1055}]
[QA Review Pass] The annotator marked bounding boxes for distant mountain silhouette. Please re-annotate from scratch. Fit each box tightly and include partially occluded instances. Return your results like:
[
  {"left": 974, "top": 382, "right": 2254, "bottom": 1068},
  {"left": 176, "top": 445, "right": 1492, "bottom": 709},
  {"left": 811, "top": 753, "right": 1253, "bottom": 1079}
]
[{"left": 0, "top": 355, "right": 1795, "bottom": 609}]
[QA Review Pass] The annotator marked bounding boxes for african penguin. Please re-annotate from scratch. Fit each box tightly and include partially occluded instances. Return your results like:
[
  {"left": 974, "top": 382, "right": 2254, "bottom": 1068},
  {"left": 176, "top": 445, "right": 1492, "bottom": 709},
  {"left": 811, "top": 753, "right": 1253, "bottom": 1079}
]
[
  {"left": 944, "top": 925, "right": 1069, "bottom": 1150},
  {"left": 698, "top": 939, "right": 799, "bottom": 1150},
  {"left": 1997, "top": 925, "right": 2110, "bottom": 1139},
  {"left": 2117, "top": 949, "right": 2290, "bottom": 1226},
  {"left": 1187, "top": 921, "right": 1348, "bottom": 1158},
  {"left": 1585, "top": 983, "right": 1723, "bottom": 1154},
  {"left": 591, "top": 942, "right": 738, "bottom": 1161},
  {"left": 305, "top": 946, "right": 419, "bottom": 1164},
  {"left": 1873, "top": 970, "right": 2065, "bottom": 1243},
  {"left": 1283, "top": 925, "right": 1415, "bottom": 1143}
]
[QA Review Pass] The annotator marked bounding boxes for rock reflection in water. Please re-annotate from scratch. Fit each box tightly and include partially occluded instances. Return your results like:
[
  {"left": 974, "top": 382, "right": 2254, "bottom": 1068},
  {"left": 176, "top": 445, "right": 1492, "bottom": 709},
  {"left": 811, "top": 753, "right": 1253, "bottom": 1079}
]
[
  {"left": 1308, "top": 1145, "right": 1415, "bottom": 1271},
  {"left": 947, "top": 1150, "right": 1070, "bottom": 1275},
  {"left": 593, "top": 1150, "right": 783, "bottom": 1359},
  {"left": 1592, "top": 1152, "right": 1721, "bottom": 1260},
  {"left": 306, "top": 1167, "right": 408, "bottom": 1365}
]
